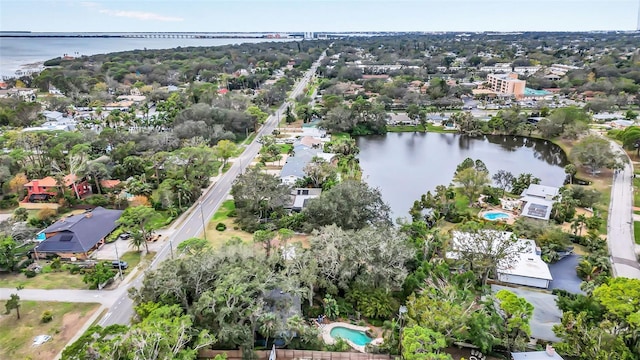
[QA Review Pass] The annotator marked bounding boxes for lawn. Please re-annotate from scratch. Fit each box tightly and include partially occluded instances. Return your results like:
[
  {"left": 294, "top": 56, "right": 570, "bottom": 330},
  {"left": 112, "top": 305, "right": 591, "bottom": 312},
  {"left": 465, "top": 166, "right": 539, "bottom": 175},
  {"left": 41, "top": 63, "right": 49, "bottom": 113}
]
[
  {"left": 0, "top": 301, "right": 99, "bottom": 360},
  {"left": 204, "top": 218, "right": 253, "bottom": 248},
  {"left": 147, "top": 211, "right": 174, "bottom": 229},
  {"left": 212, "top": 200, "right": 235, "bottom": 221},
  {"left": 277, "top": 144, "right": 293, "bottom": 154},
  {"left": 0, "top": 266, "right": 87, "bottom": 290},
  {"left": 331, "top": 132, "right": 351, "bottom": 141},
  {"left": 120, "top": 251, "right": 155, "bottom": 270},
  {"left": 635, "top": 222, "right": 640, "bottom": 245},
  {"left": 242, "top": 133, "right": 257, "bottom": 145}
]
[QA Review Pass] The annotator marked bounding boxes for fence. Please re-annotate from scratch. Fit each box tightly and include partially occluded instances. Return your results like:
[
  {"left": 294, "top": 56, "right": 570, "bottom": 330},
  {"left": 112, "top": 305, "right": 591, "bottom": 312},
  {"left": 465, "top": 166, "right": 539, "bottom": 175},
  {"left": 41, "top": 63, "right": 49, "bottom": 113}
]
[{"left": 198, "top": 349, "right": 393, "bottom": 360}]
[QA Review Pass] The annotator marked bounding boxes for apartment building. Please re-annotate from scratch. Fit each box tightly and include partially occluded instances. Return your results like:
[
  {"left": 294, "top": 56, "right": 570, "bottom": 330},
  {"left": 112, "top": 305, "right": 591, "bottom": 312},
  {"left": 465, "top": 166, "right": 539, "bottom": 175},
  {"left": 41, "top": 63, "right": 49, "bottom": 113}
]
[{"left": 487, "top": 73, "right": 526, "bottom": 99}]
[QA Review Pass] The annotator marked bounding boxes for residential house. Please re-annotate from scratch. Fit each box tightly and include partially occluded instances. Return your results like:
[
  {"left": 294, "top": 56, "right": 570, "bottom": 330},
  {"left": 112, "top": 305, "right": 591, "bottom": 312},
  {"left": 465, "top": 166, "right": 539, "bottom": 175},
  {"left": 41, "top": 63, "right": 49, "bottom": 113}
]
[
  {"left": 512, "top": 345, "right": 564, "bottom": 360},
  {"left": 387, "top": 113, "right": 417, "bottom": 126},
  {"left": 280, "top": 144, "right": 336, "bottom": 186},
  {"left": 34, "top": 207, "right": 124, "bottom": 260},
  {"left": 520, "top": 184, "right": 560, "bottom": 221},
  {"left": 288, "top": 188, "right": 322, "bottom": 212},
  {"left": 23, "top": 175, "right": 92, "bottom": 205},
  {"left": 0, "top": 88, "right": 37, "bottom": 102},
  {"left": 263, "top": 289, "right": 302, "bottom": 341},
  {"left": 449, "top": 230, "right": 553, "bottom": 289}
]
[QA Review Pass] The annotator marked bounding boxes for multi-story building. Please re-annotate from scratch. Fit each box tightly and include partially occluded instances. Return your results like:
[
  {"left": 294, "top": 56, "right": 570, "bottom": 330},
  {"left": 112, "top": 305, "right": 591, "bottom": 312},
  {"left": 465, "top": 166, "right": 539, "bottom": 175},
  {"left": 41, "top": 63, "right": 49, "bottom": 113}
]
[{"left": 487, "top": 73, "right": 526, "bottom": 99}]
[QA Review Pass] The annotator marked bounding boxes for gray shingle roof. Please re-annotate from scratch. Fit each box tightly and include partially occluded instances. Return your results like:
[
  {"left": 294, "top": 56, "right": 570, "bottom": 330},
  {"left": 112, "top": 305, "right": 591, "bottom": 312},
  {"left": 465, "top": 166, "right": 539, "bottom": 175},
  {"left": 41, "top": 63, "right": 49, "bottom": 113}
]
[
  {"left": 280, "top": 144, "right": 319, "bottom": 180},
  {"left": 36, "top": 207, "right": 123, "bottom": 253}
]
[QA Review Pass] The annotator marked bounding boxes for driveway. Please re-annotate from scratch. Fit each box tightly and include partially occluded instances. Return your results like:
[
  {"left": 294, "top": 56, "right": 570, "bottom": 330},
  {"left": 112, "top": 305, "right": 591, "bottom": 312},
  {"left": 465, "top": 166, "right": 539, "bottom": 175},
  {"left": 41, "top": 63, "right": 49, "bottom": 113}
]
[
  {"left": 491, "top": 285, "right": 561, "bottom": 342},
  {"left": 548, "top": 255, "right": 585, "bottom": 294}
]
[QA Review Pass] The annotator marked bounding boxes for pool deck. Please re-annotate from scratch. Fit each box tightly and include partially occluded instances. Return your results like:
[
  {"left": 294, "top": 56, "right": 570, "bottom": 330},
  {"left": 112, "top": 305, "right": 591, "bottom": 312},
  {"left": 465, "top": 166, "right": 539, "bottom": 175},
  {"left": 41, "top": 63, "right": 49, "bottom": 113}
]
[{"left": 321, "top": 322, "right": 384, "bottom": 353}]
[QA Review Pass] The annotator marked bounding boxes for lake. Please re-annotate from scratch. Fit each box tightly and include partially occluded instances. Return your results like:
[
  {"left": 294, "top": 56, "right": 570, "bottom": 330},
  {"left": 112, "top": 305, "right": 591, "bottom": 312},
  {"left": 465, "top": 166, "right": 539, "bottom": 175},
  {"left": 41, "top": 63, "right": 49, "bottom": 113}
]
[{"left": 356, "top": 133, "right": 569, "bottom": 220}]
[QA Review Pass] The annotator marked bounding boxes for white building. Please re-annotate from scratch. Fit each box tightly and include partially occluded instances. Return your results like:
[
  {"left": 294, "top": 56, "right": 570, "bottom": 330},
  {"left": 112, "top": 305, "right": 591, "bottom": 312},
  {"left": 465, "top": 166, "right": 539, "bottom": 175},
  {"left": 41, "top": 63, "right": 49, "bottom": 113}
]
[
  {"left": 449, "top": 230, "right": 553, "bottom": 289},
  {"left": 520, "top": 184, "right": 560, "bottom": 221}
]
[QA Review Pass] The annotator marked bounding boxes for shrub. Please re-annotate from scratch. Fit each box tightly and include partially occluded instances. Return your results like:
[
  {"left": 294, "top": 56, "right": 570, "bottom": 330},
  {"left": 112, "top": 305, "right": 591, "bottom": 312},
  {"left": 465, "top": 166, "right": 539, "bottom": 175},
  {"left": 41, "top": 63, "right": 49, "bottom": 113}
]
[
  {"left": 68, "top": 264, "right": 81, "bottom": 275},
  {"left": 215, "top": 222, "right": 227, "bottom": 231},
  {"left": 50, "top": 258, "right": 62, "bottom": 270},
  {"left": 23, "top": 269, "right": 37, "bottom": 278},
  {"left": 41, "top": 310, "right": 53, "bottom": 323},
  {"left": 227, "top": 209, "right": 237, "bottom": 218},
  {"left": 85, "top": 195, "right": 109, "bottom": 207}
]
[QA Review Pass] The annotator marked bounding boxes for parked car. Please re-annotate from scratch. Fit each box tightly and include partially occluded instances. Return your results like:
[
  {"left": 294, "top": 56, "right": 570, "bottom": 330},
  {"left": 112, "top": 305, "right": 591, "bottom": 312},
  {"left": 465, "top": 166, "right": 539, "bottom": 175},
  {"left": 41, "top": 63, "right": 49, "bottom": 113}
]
[
  {"left": 111, "top": 260, "right": 128, "bottom": 270},
  {"left": 118, "top": 233, "right": 131, "bottom": 240}
]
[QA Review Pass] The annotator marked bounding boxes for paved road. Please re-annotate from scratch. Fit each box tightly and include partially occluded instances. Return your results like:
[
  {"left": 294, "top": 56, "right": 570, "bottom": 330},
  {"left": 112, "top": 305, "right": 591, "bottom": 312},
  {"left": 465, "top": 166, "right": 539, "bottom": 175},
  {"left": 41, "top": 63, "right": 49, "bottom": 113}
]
[
  {"left": 0, "top": 288, "right": 119, "bottom": 305},
  {"left": 97, "top": 52, "right": 326, "bottom": 327},
  {"left": 607, "top": 140, "right": 640, "bottom": 279}
]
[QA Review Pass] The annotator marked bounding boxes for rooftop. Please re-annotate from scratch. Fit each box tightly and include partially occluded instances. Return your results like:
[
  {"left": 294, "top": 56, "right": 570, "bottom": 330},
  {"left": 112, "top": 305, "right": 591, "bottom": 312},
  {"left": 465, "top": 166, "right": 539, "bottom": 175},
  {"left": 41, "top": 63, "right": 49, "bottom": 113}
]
[
  {"left": 512, "top": 349, "right": 564, "bottom": 360},
  {"left": 36, "top": 207, "right": 123, "bottom": 254},
  {"left": 449, "top": 230, "right": 552, "bottom": 281}
]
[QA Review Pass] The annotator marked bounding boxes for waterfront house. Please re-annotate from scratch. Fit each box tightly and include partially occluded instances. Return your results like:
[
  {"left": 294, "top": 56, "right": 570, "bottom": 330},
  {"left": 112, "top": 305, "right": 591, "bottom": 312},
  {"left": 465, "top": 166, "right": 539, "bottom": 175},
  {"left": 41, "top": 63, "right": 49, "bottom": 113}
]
[
  {"left": 279, "top": 144, "right": 336, "bottom": 185},
  {"left": 34, "top": 207, "right": 124, "bottom": 260},
  {"left": 288, "top": 188, "right": 322, "bottom": 212},
  {"left": 520, "top": 184, "right": 560, "bottom": 221},
  {"left": 448, "top": 230, "right": 553, "bottom": 289}
]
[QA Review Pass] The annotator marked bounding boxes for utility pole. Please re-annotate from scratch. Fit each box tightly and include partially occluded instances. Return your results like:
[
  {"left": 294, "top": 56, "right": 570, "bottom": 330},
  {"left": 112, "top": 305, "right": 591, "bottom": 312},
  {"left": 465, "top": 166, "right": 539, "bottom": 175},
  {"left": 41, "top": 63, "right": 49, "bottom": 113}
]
[
  {"left": 200, "top": 201, "right": 207, "bottom": 241},
  {"left": 114, "top": 242, "right": 123, "bottom": 280}
]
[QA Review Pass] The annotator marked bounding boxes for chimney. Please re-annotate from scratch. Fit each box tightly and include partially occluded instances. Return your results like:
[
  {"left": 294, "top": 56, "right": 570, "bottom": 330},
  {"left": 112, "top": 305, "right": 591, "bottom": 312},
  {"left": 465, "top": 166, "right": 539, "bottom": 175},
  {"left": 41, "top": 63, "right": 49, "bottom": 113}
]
[{"left": 546, "top": 344, "right": 555, "bottom": 357}]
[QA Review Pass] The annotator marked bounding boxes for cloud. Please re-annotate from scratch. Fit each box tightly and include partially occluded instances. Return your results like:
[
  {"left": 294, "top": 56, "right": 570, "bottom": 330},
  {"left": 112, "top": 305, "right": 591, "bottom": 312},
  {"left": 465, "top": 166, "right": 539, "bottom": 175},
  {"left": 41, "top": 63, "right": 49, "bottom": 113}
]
[{"left": 98, "top": 9, "right": 184, "bottom": 22}]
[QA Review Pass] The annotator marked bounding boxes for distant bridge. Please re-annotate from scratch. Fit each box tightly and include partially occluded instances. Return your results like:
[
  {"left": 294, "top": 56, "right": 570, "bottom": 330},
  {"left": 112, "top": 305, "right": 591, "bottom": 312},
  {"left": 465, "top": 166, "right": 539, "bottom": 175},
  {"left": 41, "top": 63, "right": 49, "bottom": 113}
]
[{"left": 0, "top": 33, "right": 299, "bottom": 39}]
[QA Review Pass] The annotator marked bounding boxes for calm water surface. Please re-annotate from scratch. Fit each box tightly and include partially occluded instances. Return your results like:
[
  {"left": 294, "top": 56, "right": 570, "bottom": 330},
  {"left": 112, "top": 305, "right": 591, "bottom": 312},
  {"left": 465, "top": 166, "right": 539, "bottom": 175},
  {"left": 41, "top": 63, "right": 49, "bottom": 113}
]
[{"left": 357, "top": 133, "right": 568, "bottom": 220}]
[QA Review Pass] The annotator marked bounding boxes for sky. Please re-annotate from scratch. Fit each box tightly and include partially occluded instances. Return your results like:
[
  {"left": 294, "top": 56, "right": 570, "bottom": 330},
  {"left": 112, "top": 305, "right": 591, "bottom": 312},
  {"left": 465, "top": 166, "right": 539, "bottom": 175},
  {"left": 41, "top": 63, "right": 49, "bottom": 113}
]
[{"left": 1, "top": 0, "right": 639, "bottom": 33}]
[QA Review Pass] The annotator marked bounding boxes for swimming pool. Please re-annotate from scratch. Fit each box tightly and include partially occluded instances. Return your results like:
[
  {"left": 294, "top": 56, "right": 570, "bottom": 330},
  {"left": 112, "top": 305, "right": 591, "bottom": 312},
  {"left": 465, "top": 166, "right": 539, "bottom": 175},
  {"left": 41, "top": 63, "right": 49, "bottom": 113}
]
[
  {"left": 483, "top": 211, "right": 510, "bottom": 221},
  {"left": 329, "top": 327, "right": 373, "bottom": 346},
  {"left": 524, "top": 87, "right": 552, "bottom": 96}
]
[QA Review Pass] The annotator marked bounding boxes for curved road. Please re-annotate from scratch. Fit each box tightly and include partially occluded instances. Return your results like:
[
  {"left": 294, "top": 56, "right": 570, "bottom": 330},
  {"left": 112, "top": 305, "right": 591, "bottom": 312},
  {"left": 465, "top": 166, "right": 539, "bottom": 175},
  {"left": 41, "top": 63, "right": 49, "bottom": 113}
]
[{"left": 608, "top": 140, "right": 640, "bottom": 279}]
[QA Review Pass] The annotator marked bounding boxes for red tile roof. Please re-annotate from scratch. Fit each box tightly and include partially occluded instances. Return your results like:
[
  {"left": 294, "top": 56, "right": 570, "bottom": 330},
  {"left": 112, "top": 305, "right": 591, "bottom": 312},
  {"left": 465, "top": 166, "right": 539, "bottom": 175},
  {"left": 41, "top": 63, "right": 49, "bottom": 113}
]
[
  {"left": 100, "top": 180, "right": 121, "bottom": 188},
  {"left": 24, "top": 176, "right": 59, "bottom": 187}
]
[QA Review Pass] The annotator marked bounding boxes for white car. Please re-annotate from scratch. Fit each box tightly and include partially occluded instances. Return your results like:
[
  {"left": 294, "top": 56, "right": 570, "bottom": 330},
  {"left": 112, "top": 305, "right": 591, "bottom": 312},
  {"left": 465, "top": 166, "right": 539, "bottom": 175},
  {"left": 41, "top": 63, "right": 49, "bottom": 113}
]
[{"left": 33, "top": 335, "right": 51, "bottom": 346}]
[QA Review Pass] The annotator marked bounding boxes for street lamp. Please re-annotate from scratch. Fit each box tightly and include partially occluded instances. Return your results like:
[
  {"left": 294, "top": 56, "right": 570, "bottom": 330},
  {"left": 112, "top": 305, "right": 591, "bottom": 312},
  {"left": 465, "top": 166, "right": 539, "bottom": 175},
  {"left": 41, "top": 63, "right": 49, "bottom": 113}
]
[{"left": 199, "top": 201, "right": 207, "bottom": 241}]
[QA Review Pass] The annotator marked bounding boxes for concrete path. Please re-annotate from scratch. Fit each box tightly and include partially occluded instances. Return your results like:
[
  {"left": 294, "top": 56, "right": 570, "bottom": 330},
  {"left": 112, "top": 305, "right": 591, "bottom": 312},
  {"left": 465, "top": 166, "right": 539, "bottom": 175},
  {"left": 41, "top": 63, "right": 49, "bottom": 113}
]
[{"left": 607, "top": 141, "right": 640, "bottom": 279}]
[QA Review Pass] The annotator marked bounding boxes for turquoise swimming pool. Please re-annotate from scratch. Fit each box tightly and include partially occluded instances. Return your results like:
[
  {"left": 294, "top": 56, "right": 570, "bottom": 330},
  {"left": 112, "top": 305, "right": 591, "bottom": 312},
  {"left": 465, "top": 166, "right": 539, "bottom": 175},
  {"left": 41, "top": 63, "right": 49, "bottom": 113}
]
[
  {"left": 483, "top": 211, "right": 510, "bottom": 221},
  {"left": 329, "top": 327, "right": 373, "bottom": 346},
  {"left": 524, "top": 87, "right": 552, "bottom": 96}
]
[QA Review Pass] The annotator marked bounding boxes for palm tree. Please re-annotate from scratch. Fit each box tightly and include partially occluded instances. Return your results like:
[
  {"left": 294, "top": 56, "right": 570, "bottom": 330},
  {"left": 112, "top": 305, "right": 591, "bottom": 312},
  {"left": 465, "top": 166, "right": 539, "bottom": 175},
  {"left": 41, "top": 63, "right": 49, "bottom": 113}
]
[
  {"left": 129, "top": 232, "right": 149, "bottom": 253},
  {"left": 572, "top": 214, "right": 588, "bottom": 236}
]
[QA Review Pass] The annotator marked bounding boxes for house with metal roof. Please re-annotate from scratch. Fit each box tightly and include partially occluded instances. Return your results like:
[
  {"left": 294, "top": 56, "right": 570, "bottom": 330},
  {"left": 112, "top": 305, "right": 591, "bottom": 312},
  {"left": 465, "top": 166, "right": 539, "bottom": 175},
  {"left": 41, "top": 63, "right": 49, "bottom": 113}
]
[
  {"left": 520, "top": 184, "right": 560, "bottom": 221},
  {"left": 512, "top": 345, "right": 564, "bottom": 360},
  {"left": 449, "top": 230, "right": 553, "bottom": 289},
  {"left": 34, "top": 207, "right": 123, "bottom": 260}
]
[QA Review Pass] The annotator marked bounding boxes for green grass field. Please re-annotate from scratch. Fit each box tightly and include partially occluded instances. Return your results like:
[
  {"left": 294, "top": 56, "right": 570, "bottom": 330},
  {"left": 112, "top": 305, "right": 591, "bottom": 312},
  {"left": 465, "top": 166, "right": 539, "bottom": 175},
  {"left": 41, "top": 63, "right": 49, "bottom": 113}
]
[{"left": 0, "top": 301, "right": 99, "bottom": 360}]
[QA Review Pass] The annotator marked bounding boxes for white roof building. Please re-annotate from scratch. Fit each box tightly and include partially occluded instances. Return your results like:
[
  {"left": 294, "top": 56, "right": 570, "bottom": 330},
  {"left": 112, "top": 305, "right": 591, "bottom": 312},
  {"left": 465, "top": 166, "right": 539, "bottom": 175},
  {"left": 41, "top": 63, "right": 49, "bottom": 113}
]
[
  {"left": 449, "top": 230, "right": 553, "bottom": 289},
  {"left": 520, "top": 184, "right": 560, "bottom": 221},
  {"left": 512, "top": 345, "right": 564, "bottom": 360}
]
